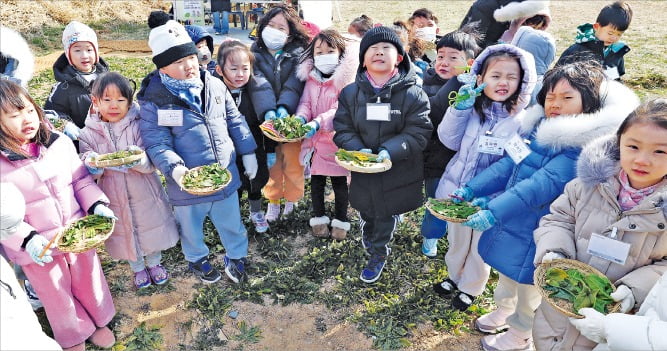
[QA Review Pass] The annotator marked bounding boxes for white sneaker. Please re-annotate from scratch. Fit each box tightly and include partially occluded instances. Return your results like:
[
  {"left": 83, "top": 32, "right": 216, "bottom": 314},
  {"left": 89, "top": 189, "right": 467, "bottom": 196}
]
[
  {"left": 481, "top": 328, "right": 533, "bottom": 351},
  {"left": 476, "top": 308, "right": 513, "bottom": 333},
  {"left": 266, "top": 203, "right": 281, "bottom": 222},
  {"left": 282, "top": 201, "right": 295, "bottom": 217},
  {"left": 250, "top": 211, "right": 269, "bottom": 233}
]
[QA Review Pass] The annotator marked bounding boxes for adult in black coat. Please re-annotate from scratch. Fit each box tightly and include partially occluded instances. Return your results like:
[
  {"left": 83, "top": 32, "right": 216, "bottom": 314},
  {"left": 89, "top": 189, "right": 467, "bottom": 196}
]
[{"left": 459, "top": 0, "right": 527, "bottom": 48}]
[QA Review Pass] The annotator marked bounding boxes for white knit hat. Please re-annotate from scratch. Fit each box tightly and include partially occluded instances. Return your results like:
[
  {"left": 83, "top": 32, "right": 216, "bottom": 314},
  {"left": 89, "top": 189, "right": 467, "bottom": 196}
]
[
  {"left": 62, "top": 21, "right": 99, "bottom": 65},
  {"left": 147, "top": 11, "right": 198, "bottom": 68}
]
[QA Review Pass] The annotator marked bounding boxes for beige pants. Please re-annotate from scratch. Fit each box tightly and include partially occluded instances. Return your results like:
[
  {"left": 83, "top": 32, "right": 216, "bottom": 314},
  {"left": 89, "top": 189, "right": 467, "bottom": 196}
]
[
  {"left": 444, "top": 222, "right": 490, "bottom": 296},
  {"left": 494, "top": 273, "right": 542, "bottom": 333},
  {"left": 263, "top": 142, "right": 304, "bottom": 202}
]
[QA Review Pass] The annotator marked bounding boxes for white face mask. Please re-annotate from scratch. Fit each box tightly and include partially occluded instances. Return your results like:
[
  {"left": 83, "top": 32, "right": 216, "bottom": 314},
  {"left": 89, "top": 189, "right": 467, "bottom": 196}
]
[
  {"left": 314, "top": 53, "right": 339, "bottom": 75},
  {"left": 262, "top": 26, "right": 288, "bottom": 51},
  {"left": 415, "top": 26, "right": 437, "bottom": 42}
]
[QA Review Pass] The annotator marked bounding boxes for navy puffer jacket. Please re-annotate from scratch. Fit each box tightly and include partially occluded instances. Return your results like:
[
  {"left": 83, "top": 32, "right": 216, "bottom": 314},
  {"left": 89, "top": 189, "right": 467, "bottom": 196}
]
[{"left": 250, "top": 41, "right": 305, "bottom": 115}]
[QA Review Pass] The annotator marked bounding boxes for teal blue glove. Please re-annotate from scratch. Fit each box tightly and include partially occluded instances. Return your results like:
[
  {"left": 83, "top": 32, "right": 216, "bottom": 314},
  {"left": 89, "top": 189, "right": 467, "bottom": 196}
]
[
  {"left": 266, "top": 153, "right": 276, "bottom": 168},
  {"left": 264, "top": 110, "right": 277, "bottom": 121},
  {"left": 84, "top": 152, "right": 104, "bottom": 175},
  {"left": 377, "top": 149, "right": 390, "bottom": 162},
  {"left": 304, "top": 121, "right": 318, "bottom": 138},
  {"left": 359, "top": 148, "right": 372, "bottom": 154},
  {"left": 450, "top": 186, "right": 474, "bottom": 203},
  {"left": 63, "top": 121, "right": 81, "bottom": 140},
  {"left": 453, "top": 83, "right": 487, "bottom": 110},
  {"left": 463, "top": 210, "right": 496, "bottom": 232},
  {"left": 471, "top": 196, "right": 490, "bottom": 210},
  {"left": 276, "top": 106, "right": 289, "bottom": 119}
]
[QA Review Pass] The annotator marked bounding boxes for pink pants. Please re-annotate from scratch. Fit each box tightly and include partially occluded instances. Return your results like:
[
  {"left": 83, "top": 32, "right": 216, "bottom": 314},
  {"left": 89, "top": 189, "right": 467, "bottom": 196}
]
[{"left": 22, "top": 249, "right": 116, "bottom": 348}]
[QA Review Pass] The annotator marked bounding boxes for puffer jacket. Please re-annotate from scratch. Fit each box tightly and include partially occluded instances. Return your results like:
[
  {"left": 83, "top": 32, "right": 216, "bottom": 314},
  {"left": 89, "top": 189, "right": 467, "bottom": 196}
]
[
  {"left": 459, "top": 0, "right": 527, "bottom": 48},
  {"left": 78, "top": 103, "right": 179, "bottom": 261},
  {"left": 137, "top": 69, "right": 257, "bottom": 206},
  {"left": 0, "top": 133, "right": 108, "bottom": 265},
  {"left": 466, "top": 80, "right": 639, "bottom": 284},
  {"left": 296, "top": 42, "right": 358, "bottom": 177},
  {"left": 251, "top": 41, "right": 305, "bottom": 115},
  {"left": 593, "top": 271, "right": 667, "bottom": 351},
  {"left": 333, "top": 56, "right": 432, "bottom": 218},
  {"left": 185, "top": 25, "right": 216, "bottom": 75},
  {"left": 435, "top": 44, "right": 536, "bottom": 199},
  {"left": 533, "top": 135, "right": 667, "bottom": 351},
  {"left": 424, "top": 77, "right": 462, "bottom": 179},
  {"left": 44, "top": 53, "right": 110, "bottom": 128}
]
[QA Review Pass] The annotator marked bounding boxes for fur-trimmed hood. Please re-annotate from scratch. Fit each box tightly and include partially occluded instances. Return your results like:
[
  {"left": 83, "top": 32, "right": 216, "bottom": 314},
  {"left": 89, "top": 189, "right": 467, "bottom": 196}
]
[
  {"left": 518, "top": 79, "right": 639, "bottom": 151},
  {"left": 296, "top": 41, "right": 359, "bottom": 90},
  {"left": 494, "top": 0, "right": 551, "bottom": 29},
  {"left": 0, "top": 26, "right": 34, "bottom": 86}
]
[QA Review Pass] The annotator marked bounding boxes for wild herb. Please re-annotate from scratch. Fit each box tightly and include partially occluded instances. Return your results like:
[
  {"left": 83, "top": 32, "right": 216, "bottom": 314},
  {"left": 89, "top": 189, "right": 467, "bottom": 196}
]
[
  {"left": 427, "top": 198, "right": 478, "bottom": 219},
  {"left": 93, "top": 149, "right": 142, "bottom": 161},
  {"left": 182, "top": 163, "right": 230, "bottom": 190},
  {"left": 261, "top": 116, "right": 311, "bottom": 139},
  {"left": 60, "top": 215, "right": 113, "bottom": 248},
  {"left": 335, "top": 149, "right": 380, "bottom": 167},
  {"left": 543, "top": 267, "right": 616, "bottom": 314}
]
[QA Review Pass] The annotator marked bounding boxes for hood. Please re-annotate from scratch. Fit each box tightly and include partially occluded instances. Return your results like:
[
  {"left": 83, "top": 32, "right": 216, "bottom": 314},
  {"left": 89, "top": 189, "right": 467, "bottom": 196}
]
[
  {"left": 494, "top": 0, "right": 551, "bottom": 27},
  {"left": 52, "top": 53, "right": 109, "bottom": 84},
  {"left": 422, "top": 68, "right": 448, "bottom": 87},
  {"left": 511, "top": 26, "right": 555, "bottom": 76},
  {"left": 185, "top": 25, "right": 214, "bottom": 54},
  {"left": 84, "top": 102, "right": 141, "bottom": 133},
  {"left": 0, "top": 26, "right": 34, "bottom": 86},
  {"left": 518, "top": 79, "right": 639, "bottom": 150},
  {"left": 471, "top": 43, "right": 537, "bottom": 113},
  {"left": 296, "top": 41, "right": 359, "bottom": 90},
  {"left": 574, "top": 23, "right": 598, "bottom": 44}
]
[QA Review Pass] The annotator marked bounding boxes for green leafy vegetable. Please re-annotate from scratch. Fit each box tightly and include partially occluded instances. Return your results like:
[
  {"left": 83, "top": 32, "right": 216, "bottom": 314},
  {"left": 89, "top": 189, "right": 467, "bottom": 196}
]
[
  {"left": 542, "top": 267, "right": 615, "bottom": 314},
  {"left": 182, "top": 163, "right": 230, "bottom": 190},
  {"left": 270, "top": 116, "right": 312, "bottom": 139},
  {"left": 427, "top": 198, "right": 478, "bottom": 220},
  {"left": 93, "top": 149, "right": 142, "bottom": 161},
  {"left": 60, "top": 215, "right": 114, "bottom": 247},
  {"left": 335, "top": 149, "right": 380, "bottom": 167}
]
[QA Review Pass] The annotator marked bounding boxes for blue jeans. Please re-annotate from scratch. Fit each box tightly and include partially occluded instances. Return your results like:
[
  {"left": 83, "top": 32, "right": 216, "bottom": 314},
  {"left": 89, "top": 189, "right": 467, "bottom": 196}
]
[
  {"left": 174, "top": 193, "right": 248, "bottom": 262},
  {"left": 212, "top": 11, "right": 230, "bottom": 34},
  {"left": 421, "top": 177, "right": 448, "bottom": 239}
]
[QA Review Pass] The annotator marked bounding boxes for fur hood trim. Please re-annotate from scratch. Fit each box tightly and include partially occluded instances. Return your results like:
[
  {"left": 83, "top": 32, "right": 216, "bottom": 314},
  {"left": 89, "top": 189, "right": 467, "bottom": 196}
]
[
  {"left": 0, "top": 26, "right": 34, "bottom": 86},
  {"left": 494, "top": 1, "right": 551, "bottom": 23},
  {"left": 518, "top": 80, "right": 639, "bottom": 150},
  {"left": 296, "top": 41, "right": 359, "bottom": 90}
]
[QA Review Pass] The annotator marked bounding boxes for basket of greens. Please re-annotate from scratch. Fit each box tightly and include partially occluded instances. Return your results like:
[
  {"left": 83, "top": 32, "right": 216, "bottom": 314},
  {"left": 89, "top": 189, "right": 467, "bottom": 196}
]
[
  {"left": 88, "top": 149, "right": 146, "bottom": 168},
  {"left": 181, "top": 163, "right": 232, "bottom": 196},
  {"left": 57, "top": 215, "right": 115, "bottom": 253},
  {"left": 259, "top": 116, "right": 312, "bottom": 142},
  {"left": 425, "top": 198, "right": 479, "bottom": 223},
  {"left": 534, "top": 259, "right": 621, "bottom": 318},
  {"left": 334, "top": 149, "right": 392, "bottom": 173}
]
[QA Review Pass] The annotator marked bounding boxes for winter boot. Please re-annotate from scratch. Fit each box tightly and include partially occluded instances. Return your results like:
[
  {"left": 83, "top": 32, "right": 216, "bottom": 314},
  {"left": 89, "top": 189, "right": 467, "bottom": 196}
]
[
  {"left": 309, "top": 216, "right": 330, "bottom": 238},
  {"left": 330, "top": 219, "right": 350, "bottom": 240}
]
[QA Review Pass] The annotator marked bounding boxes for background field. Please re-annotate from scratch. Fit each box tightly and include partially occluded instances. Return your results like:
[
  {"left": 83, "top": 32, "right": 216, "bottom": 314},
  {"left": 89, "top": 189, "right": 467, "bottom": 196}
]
[{"left": 3, "top": 1, "right": 666, "bottom": 350}]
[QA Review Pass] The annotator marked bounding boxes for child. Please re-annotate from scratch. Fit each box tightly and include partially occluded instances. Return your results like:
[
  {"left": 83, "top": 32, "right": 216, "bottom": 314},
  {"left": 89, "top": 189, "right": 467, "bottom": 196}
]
[
  {"left": 333, "top": 26, "right": 432, "bottom": 283},
  {"left": 251, "top": 5, "right": 309, "bottom": 222},
  {"left": 420, "top": 25, "right": 482, "bottom": 257},
  {"left": 450, "top": 63, "right": 639, "bottom": 350},
  {"left": 408, "top": 8, "right": 440, "bottom": 64},
  {"left": 215, "top": 40, "right": 274, "bottom": 233},
  {"left": 79, "top": 72, "right": 180, "bottom": 289},
  {"left": 296, "top": 29, "right": 358, "bottom": 240},
  {"left": 431, "top": 44, "right": 537, "bottom": 311},
  {"left": 0, "top": 79, "right": 117, "bottom": 351},
  {"left": 532, "top": 98, "right": 666, "bottom": 351},
  {"left": 44, "top": 21, "right": 109, "bottom": 140},
  {"left": 347, "top": 14, "right": 373, "bottom": 40},
  {"left": 185, "top": 24, "right": 217, "bottom": 74},
  {"left": 138, "top": 12, "right": 258, "bottom": 284},
  {"left": 556, "top": 1, "right": 633, "bottom": 81}
]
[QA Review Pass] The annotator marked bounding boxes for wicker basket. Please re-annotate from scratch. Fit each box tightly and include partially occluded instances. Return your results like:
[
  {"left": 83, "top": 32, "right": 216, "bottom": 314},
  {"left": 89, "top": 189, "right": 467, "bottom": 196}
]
[
  {"left": 89, "top": 149, "right": 145, "bottom": 168},
  {"left": 534, "top": 258, "right": 621, "bottom": 318},
  {"left": 259, "top": 120, "right": 306, "bottom": 143},
  {"left": 335, "top": 152, "right": 392, "bottom": 173},
  {"left": 56, "top": 215, "right": 115, "bottom": 254},
  {"left": 425, "top": 198, "right": 479, "bottom": 223},
  {"left": 182, "top": 166, "right": 233, "bottom": 196}
]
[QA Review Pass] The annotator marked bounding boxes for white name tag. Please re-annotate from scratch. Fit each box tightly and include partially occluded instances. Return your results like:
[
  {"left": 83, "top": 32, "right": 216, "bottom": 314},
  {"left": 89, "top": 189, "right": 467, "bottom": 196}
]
[
  {"left": 604, "top": 66, "right": 620, "bottom": 80},
  {"left": 587, "top": 233, "right": 631, "bottom": 265},
  {"left": 33, "top": 157, "right": 57, "bottom": 181},
  {"left": 366, "top": 103, "right": 391, "bottom": 121},
  {"left": 157, "top": 109, "right": 184, "bottom": 126},
  {"left": 478, "top": 135, "right": 505, "bottom": 155},
  {"left": 504, "top": 134, "right": 531, "bottom": 164}
]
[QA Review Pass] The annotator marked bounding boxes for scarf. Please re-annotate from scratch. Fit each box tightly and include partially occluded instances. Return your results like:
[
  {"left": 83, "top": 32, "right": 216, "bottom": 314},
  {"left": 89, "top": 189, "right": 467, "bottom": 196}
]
[
  {"left": 365, "top": 68, "right": 398, "bottom": 94},
  {"left": 159, "top": 72, "right": 204, "bottom": 112},
  {"left": 617, "top": 169, "right": 664, "bottom": 211}
]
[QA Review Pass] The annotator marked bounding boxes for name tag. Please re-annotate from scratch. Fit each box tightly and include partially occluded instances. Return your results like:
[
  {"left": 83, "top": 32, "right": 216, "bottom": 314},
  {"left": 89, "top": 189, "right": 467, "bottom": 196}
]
[
  {"left": 478, "top": 135, "right": 505, "bottom": 155},
  {"left": 366, "top": 103, "right": 391, "bottom": 122},
  {"left": 504, "top": 134, "right": 531, "bottom": 164},
  {"left": 587, "top": 232, "right": 631, "bottom": 265},
  {"left": 33, "top": 157, "right": 57, "bottom": 181},
  {"left": 158, "top": 109, "right": 184, "bottom": 126}
]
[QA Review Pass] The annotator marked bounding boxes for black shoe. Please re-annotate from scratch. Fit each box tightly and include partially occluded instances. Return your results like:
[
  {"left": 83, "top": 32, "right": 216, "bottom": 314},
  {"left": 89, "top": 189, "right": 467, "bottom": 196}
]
[
  {"left": 224, "top": 256, "right": 247, "bottom": 284},
  {"left": 433, "top": 278, "right": 458, "bottom": 297},
  {"left": 452, "top": 291, "right": 475, "bottom": 311},
  {"left": 188, "top": 258, "right": 222, "bottom": 283}
]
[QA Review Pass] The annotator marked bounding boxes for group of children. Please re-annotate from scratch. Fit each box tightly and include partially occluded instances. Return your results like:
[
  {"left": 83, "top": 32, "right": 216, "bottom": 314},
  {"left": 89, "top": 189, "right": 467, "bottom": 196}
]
[{"left": 0, "top": 1, "right": 665, "bottom": 350}]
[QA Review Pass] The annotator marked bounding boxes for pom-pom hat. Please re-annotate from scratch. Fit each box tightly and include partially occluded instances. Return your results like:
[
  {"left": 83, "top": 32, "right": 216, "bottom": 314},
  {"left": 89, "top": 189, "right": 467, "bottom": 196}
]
[
  {"left": 147, "top": 11, "right": 199, "bottom": 68},
  {"left": 62, "top": 21, "right": 99, "bottom": 65}
]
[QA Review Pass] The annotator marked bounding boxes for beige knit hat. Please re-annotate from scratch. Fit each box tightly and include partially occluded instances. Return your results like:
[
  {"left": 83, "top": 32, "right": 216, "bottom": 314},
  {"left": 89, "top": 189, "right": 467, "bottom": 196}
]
[{"left": 62, "top": 21, "right": 99, "bottom": 65}]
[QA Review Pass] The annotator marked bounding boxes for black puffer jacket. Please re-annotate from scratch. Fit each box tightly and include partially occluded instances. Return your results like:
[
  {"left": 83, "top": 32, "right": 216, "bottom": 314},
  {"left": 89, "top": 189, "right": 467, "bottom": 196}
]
[
  {"left": 459, "top": 0, "right": 526, "bottom": 48},
  {"left": 44, "top": 53, "right": 109, "bottom": 128},
  {"left": 422, "top": 73, "right": 461, "bottom": 179},
  {"left": 333, "top": 62, "right": 432, "bottom": 218},
  {"left": 556, "top": 40, "right": 629, "bottom": 80},
  {"left": 250, "top": 41, "right": 305, "bottom": 115}
]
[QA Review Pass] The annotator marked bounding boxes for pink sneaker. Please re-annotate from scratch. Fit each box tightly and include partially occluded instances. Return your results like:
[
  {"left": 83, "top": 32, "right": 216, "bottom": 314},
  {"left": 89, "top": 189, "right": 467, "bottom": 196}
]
[
  {"left": 266, "top": 203, "right": 281, "bottom": 222},
  {"left": 134, "top": 269, "right": 151, "bottom": 289},
  {"left": 88, "top": 326, "right": 116, "bottom": 348},
  {"left": 481, "top": 328, "right": 533, "bottom": 351},
  {"left": 148, "top": 264, "right": 169, "bottom": 285},
  {"left": 475, "top": 308, "right": 512, "bottom": 333}
]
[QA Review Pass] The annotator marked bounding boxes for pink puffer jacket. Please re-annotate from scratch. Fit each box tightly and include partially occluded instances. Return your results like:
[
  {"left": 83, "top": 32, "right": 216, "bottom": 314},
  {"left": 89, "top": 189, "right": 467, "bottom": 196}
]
[
  {"left": 78, "top": 103, "right": 179, "bottom": 261},
  {"left": 296, "top": 41, "right": 358, "bottom": 177},
  {"left": 0, "top": 132, "right": 108, "bottom": 265}
]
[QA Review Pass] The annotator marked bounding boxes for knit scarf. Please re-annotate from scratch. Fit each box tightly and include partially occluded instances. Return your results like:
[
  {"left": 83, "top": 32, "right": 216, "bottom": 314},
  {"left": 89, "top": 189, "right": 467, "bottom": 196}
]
[
  {"left": 365, "top": 68, "right": 398, "bottom": 94},
  {"left": 159, "top": 72, "right": 204, "bottom": 112},
  {"left": 617, "top": 169, "right": 664, "bottom": 211}
]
